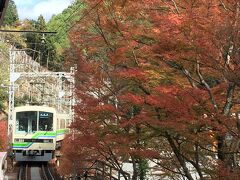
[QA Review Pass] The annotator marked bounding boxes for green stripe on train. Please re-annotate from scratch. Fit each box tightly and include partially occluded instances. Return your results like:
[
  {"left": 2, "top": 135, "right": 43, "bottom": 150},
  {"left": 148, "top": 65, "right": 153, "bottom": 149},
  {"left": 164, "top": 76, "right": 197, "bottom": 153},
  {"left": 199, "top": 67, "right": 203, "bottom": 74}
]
[
  {"left": 32, "top": 132, "right": 57, "bottom": 138},
  {"left": 13, "top": 143, "right": 30, "bottom": 146},
  {"left": 57, "top": 129, "right": 66, "bottom": 134},
  {"left": 13, "top": 130, "right": 68, "bottom": 147}
]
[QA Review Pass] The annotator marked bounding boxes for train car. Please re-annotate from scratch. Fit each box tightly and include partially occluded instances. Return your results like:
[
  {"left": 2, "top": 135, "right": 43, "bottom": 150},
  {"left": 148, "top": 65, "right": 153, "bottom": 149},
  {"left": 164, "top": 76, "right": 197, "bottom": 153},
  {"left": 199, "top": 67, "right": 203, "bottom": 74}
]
[{"left": 12, "top": 105, "right": 71, "bottom": 162}]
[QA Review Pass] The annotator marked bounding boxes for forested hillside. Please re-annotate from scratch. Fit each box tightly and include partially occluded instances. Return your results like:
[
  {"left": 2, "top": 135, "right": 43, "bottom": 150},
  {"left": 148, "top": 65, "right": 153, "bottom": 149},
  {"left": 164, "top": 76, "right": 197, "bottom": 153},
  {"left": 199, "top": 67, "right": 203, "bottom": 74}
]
[
  {"left": 0, "top": 0, "right": 22, "bottom": 113},
  {"left": 0, "top": 42, "right": 9, "bottom": 113},
  {"left": 0, "top": 0, "right": 25, "bottom": 114},
  {"left": 47, "top": 0, "right": 85, "bottom": 58},
  {"left": 0, "top": 0, "right": 85, "bottom": 112},
  {"left": 2, "top": 0, "right": 18, "bottom": 26},
  {"left": 16, "top": 0, "right": 85, "bottom": 71}
]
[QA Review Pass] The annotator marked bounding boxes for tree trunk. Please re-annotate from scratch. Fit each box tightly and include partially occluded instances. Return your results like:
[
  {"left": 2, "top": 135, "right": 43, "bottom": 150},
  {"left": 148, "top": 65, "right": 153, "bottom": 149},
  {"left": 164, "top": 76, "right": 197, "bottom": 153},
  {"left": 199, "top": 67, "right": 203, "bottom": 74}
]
[
  {"left": 218, "top": 83, "right": 236, "bottom": 169},
  {"left": 166, "top": 133, "right": 194, "bottom": 180},
  {"left": 131, "top": 157, "right": 138, "bottom": 180}
]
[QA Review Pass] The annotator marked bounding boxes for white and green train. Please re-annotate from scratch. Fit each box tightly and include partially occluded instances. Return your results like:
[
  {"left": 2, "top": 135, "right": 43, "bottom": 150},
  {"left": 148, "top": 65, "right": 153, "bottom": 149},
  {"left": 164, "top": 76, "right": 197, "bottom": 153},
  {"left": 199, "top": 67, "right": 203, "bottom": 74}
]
[{"left": 12, "top": 106, "right": 71, "bottom": 162}]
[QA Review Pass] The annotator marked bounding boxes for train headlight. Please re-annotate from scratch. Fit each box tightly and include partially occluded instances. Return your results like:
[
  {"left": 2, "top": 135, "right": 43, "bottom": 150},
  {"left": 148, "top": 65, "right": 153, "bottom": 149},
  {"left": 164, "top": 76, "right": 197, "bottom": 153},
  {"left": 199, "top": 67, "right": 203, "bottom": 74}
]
[
  {"left": 43, "top": 139, "right": 53, "bottom": 143},
  {"left": 15, "top": 138, "right": 24, "bottom": 142}
]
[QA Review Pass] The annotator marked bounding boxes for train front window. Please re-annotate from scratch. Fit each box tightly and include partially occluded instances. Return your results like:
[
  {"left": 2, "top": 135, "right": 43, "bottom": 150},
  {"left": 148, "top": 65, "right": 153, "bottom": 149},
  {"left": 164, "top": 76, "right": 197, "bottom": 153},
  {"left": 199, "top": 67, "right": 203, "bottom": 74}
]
[
  {"left": 16, "top": 111, "right": 37, "bottom": 133},
  {"left": 39, "top": 111, "right": 53, "bottom": 131}
]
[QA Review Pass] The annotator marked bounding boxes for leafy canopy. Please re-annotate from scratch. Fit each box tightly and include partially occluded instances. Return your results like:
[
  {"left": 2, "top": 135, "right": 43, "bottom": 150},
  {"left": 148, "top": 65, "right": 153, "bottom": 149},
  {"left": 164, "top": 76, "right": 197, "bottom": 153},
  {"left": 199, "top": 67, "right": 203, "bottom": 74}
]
[{"left": 3, "top": 0, "right": 18, "bottom": 26}]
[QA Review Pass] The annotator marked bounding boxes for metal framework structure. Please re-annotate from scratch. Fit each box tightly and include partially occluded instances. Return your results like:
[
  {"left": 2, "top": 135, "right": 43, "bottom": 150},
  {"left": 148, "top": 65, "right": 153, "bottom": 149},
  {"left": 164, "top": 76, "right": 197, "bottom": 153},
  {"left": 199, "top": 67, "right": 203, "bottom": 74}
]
[{"left": 8, "top": 48, "right": 76, "bottom": 142}]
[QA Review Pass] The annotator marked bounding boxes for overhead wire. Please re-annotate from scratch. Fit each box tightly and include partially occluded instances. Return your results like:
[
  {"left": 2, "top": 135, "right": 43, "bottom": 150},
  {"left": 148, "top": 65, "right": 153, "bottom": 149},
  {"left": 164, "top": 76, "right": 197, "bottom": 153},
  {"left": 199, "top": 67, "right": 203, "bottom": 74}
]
[
  {"left": 7, "top": 0, "right": 105, "bottom": 68},
  {"left": 53, "top": 0, "right": 86, "bottom": 34},
  {"left": 45, "top": 0, "right": 104, "bottom": 69},
  {"left": 67, "top": 0, "right": 104, "bottom": 31},
  {"left": 55, "top": 0, "right": 104, "bottom": 38},
  {"left": 50, "top": 0, "right": 104, "bottom": 71},
  {"left": 0, "top": 0, "right": 103, "bottom": 42}
]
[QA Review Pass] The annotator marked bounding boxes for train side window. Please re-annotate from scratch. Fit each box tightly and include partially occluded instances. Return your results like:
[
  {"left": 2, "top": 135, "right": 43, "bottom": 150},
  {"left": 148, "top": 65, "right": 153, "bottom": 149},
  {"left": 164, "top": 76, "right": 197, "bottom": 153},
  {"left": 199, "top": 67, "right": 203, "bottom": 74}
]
[
  {"left": 29, "top": 111, "right": 37, "bottom": 133},
  {"left": 16, "top": 111, "right": 37, "bottom": 133},
  {"left": 57, "top": 119, "right": 59, "bottom": 129},
  {"left": 16, "top": 112, "right": 28, "bottom": 132},
  {"left": 60, "top": 119, "right": 65, "bottom": 129},
  {"left": 19, "top": 118, "right": 28, "bottom": 132},
  {"left": 66, "top": 119, "right": 69, "bottom": 127}
]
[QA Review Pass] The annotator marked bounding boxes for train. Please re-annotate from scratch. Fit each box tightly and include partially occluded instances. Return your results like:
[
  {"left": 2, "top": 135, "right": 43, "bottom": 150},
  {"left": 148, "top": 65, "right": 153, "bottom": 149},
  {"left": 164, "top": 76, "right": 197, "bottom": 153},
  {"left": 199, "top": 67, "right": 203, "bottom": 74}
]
[{"left": 12, "top": 105, "right": 71, "bottom": 162}]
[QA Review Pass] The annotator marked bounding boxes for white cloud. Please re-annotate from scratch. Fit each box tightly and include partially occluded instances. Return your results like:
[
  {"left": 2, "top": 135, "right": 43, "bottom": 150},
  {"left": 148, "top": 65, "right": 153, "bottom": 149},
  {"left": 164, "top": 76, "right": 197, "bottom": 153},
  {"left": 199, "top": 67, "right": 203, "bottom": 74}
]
[
  {"left": 14, "top": 0, "right": 73, "bottom": 21},
  {"left": 33, "top": 0, "right": 72, "bottom": 20},
  {"left": 14, "top": 0, "right": 35, "bottom": 6}
]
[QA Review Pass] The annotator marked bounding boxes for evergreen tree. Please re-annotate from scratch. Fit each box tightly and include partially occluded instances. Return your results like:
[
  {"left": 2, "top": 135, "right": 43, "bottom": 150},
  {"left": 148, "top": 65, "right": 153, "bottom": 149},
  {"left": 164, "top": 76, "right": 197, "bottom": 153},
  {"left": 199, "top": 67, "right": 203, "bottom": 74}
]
[
  {"left": 3, "top": 0, "right": 18, "bottom": 26},
  {"left": 22, "top": 15, "right": 60, "bottom": 70},
  {"left": 46, "top": 0, "right": 85, "bottom": 70},
  {"left": 36, "top": 15, "right": 46, "bottom": 31},
  {"left": 22, "top": 15, "right": 48, "bottom": 66},
  {"left": 35, "top": 15, "right": 48, "bottom": 66}
]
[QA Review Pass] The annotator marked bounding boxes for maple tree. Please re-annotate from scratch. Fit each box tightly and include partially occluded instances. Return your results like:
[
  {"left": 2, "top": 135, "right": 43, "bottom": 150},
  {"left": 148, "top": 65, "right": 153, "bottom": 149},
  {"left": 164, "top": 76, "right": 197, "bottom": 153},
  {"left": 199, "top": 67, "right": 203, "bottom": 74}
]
[
  {"left": 61, "top": 0, "right": 240, "bottom": 179},
  {"left": 0, "top": 120, "right": 7, "bottom": 151}
]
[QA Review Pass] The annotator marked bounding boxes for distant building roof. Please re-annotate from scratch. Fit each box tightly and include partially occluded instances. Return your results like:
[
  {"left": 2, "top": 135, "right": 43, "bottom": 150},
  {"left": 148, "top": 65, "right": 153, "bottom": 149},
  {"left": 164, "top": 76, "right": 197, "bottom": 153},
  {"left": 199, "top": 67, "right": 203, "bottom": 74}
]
[{"left": 0, "top": 0, "right": 9, "bottom": 26}]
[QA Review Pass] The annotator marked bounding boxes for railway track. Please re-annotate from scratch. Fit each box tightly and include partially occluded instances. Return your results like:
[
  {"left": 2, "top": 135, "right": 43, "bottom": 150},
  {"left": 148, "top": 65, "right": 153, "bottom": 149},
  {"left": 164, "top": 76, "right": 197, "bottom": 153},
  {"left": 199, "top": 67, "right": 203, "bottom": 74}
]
[
  {"left": 18, "top": 162, "right": 55, "bottom": 180},
  {"left": 41, "top": 163, "right": 55, "bottom": 180},
  {"left": 18, "top": 163, "right": 29, "bottom": 180}
]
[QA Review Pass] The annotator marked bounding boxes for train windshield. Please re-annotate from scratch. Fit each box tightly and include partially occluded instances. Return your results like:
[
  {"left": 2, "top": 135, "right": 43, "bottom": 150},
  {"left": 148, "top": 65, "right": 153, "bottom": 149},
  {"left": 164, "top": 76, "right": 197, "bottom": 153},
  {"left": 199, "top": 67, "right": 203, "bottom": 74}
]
[
  {"left": 39, "top": 111, "right": 53, "bottom": 131},
  {"left": 16, "top": 111, "right": 53, "bottom": 133},
  {"left": 16, "top": 111, "right": 37, "bottom": 133}
]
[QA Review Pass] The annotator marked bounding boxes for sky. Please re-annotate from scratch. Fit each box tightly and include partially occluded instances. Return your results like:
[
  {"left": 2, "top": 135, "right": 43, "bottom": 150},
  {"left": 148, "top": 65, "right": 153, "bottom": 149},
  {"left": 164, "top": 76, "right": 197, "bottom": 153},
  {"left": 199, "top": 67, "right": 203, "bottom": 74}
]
[{"left": 13, "top": 0, "right": 73, "bottom": 21}]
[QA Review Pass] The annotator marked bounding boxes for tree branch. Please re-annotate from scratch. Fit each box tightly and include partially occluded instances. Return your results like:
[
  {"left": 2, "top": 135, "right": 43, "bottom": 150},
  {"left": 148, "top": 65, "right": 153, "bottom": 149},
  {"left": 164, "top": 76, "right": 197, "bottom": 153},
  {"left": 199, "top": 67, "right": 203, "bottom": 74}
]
[
  {"left": 171, "top": 0, "right": 180, "bottom": 14},
  {"left": 223, "top": 82, "right": 236, "bottom": 116},
  {"left": 165, "top": 132, "right": 194, "bottom": 180},
  {"left": 196, "top": 60, "right": 218, "bottom": 111}
]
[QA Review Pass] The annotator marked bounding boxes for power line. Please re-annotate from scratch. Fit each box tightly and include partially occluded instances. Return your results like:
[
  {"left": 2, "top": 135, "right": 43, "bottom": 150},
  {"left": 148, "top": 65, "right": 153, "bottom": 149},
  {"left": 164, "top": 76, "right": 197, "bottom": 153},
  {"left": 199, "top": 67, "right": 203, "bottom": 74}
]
[
  {"left": 0, "top": 1, "right": 104, "bottom": 53},
  {"left": 53, "top": 1, "right": 86, "bottom": 34},
  {"left": 49, "top": 0, "right": 104, "bottom": 51},
  {"left": 69, "top": 0, "right": 104, "bottom": 31},
  {"left": 56, "top": 0, "right": 104, "bottom": 37},
  {"left": 0, "top": 1, "right": 103, "bottom": 39},
  {"left": 69, "top": 0, "right": 103, "bottom": 30},
  {"left": 0, "top": 29, "right": 57, "bottom": 34}
]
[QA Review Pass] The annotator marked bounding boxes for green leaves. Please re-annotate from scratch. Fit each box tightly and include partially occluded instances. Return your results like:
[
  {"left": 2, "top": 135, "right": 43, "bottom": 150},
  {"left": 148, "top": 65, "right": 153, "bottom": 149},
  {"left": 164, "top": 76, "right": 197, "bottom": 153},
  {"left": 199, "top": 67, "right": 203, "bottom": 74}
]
[
  {"left": 47, "top": 1, "right": 85, "bottom": 57},
  {"left": 3, "top": 0, "right": 18, "bottom": 26},
  {"left": 0, "top": 42, "right": 9, "bottom": 113}
]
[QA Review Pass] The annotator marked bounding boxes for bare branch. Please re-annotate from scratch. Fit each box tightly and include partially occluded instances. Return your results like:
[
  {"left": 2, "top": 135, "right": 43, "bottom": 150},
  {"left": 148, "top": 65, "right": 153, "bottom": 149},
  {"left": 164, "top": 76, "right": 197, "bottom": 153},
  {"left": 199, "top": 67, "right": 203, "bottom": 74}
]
[
  {"left": 171, "top": 0, "right": 180, "bottom": 14},
  {"left": 219, "top": 0, "right": 228, "bottom": 11},
  {"left": 196, "top": 60, "right": 218, "bottom": 111},
  {"left": 223, "top": 82, "right": 236, "bottom": 116}
]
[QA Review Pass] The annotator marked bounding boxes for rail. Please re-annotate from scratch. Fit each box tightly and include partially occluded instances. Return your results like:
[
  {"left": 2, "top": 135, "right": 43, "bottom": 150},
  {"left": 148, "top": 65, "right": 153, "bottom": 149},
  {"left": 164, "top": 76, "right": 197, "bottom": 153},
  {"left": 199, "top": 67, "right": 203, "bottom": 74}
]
[
  {"left": 41, "top": 163, "right": 55, "bottom": 180},
  {"left": 17, "top": 163, "right": 56, "bottom": 180},
  {"left": 18, "top": 163, "right": 29, "bottom": 180}
]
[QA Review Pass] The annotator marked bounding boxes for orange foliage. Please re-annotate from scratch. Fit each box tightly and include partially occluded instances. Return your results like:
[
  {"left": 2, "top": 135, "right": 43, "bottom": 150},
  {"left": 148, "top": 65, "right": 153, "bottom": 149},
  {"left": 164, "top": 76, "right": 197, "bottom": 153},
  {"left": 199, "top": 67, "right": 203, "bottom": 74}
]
[
  {"left": 0, "top": 120, "right": 7, "bottom": 151},
  {"left": 64, "top": 0, "right": 240, "bottom": 178}
]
